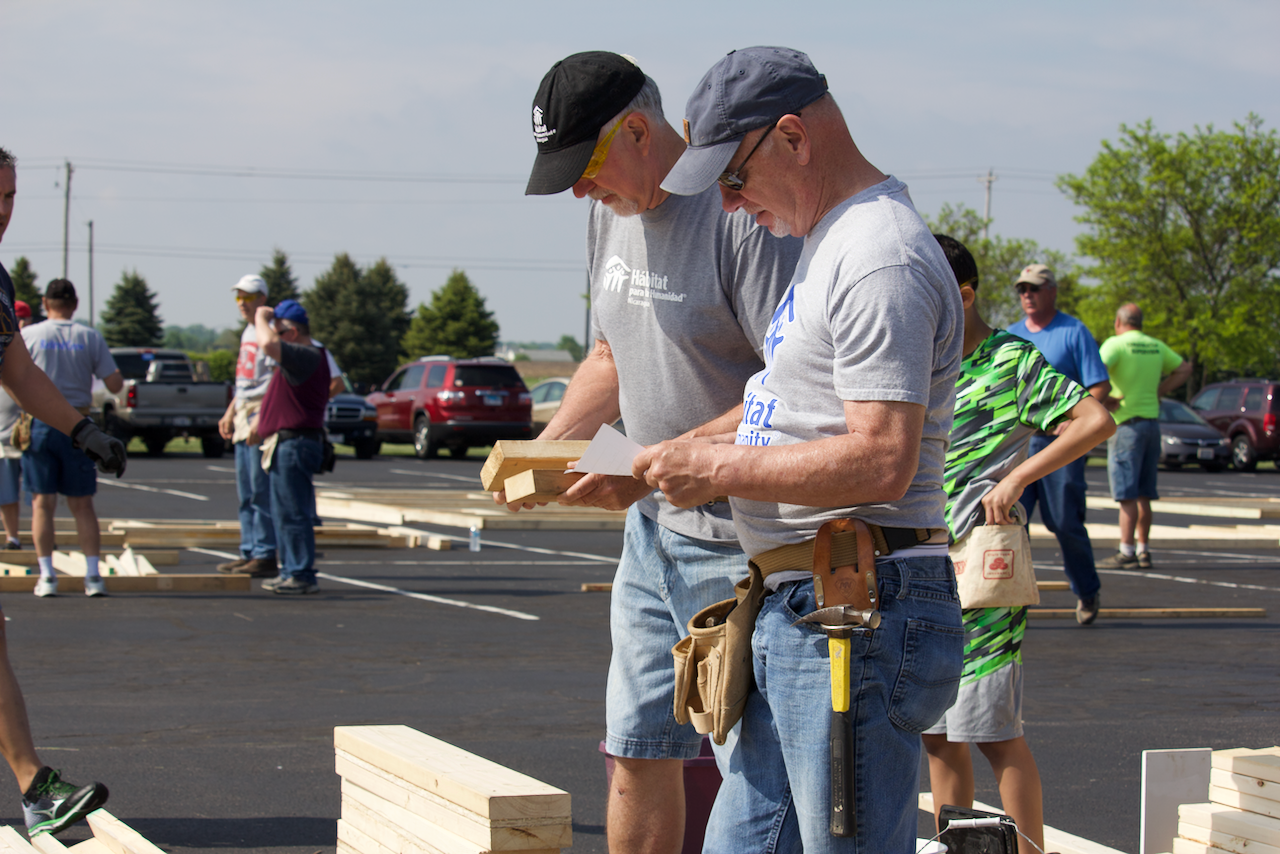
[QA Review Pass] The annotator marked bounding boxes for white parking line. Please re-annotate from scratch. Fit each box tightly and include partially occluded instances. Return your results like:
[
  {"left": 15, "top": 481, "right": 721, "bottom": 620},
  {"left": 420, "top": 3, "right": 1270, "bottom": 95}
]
[
  {"left": 98, "top": 479, "right": 210, "bottom": 501},
  {"left": 390, "top": 469, "right": 481, "bottom": 484},
  {"left": 206, "top": 465, "right": 236, "bottom": 473},
  {"left": 1035, "top": 561, "right": 1280, "bottom": 594}
]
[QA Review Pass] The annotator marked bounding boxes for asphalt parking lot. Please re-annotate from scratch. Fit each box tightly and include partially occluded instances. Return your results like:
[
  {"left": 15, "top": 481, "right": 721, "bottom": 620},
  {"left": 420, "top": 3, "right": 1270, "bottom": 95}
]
[{"left": 1, "top": 452, "right": 1277, "bottom": 853}]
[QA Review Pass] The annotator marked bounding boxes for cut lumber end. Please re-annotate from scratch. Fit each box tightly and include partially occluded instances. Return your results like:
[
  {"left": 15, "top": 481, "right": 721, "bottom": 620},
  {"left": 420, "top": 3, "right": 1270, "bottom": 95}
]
[
  {"left": 427, "top": 536, "right": 453, "bottom": 551},
  {"left": 505, "top": 469, "right": 584, "bottom": 504},
  {"left": 480, "top": 440, "right": 592, "bottom": 492},
  {"left": 581, "top": 582, "right": 613, "bottom": 593},
  {"left": 85, "top": 809, "right": 168, "bottom": 854}
]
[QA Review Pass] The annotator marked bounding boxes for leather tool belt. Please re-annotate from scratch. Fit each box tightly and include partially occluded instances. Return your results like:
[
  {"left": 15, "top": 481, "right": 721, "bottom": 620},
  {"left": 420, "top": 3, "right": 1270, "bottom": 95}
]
[{"left": 671, "top": 521, "right": 944, "bottom": 744}]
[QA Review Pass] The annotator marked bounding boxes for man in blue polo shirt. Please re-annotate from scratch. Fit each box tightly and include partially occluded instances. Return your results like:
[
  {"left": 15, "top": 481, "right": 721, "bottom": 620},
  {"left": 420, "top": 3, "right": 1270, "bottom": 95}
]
[{"left": 1007, "top": 264, "right": 1112, "bottom": 625}]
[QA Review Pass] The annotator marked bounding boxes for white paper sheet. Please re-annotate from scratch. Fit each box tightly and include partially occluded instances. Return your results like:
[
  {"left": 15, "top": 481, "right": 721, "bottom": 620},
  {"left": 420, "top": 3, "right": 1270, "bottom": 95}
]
[{"left": 572, "top": 423, "right": 645, "bottom": 477}]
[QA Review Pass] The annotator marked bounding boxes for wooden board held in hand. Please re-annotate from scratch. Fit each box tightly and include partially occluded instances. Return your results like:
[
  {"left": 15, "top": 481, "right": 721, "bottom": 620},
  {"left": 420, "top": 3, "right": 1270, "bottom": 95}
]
[
  {"left": 504, "top": 469, "right": 585, "bottom": 504},
  {"left": 480, "top": 441, "right": 592, "bottom": 492}
]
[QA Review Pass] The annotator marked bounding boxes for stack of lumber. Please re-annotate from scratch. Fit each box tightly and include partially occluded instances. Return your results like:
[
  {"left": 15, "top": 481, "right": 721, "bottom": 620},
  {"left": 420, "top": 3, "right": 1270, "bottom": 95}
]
[
  {"left": 335, "top": 724, "right": 572, "bottom": 854},
  {"left": 0, "top": 808, "right": 165, "bottom": 853},
  {"left": 106, "top": 519, "right": 418, "bottom": 549},
  {"left": 318, "top": 489, "right": 625, "bottom": 531},
  {"left": 1164, "top": 746, "right": 1280, "bottom": 854}
]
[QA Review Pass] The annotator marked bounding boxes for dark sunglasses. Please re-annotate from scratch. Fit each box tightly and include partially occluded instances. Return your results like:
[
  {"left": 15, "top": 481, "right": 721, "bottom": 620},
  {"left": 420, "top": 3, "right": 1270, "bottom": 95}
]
[
  {"left": 717, "top": 114, "right": 799, "bottom": 192},
  {"left": 1016, "top": 282, "right": 1051, "bottom": 295}
]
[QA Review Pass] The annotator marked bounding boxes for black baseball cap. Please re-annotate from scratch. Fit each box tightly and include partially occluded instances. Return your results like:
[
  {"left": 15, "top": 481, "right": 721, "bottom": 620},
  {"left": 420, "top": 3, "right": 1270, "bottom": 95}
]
[
  {"left": 662, "top": 47, "right": 828, "bottom": 196},
  {"left": 524, "top": 51, "right": 647, "bottom": 196}
]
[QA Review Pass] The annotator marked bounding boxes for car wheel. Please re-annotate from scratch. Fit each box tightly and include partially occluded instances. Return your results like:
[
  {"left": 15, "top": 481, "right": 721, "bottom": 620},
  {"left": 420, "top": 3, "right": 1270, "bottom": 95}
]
[
  {"left": 201, "top": 436, "right": 226, "bottom": 458},
  {"left": 353, "top": 438, "right": 380, "bottom": 460},
  {"left": 143, "top": 435, "right": 168, "bottom": 457},
  {"left": 413, "top": 416, "right": 437, "bottom": 459},
  {"left": 1200, "top": 461, "right": 1225, "bottom": 472},
  {"left": 1232, "top": 435, "right": 1257, "bottom": 471}
]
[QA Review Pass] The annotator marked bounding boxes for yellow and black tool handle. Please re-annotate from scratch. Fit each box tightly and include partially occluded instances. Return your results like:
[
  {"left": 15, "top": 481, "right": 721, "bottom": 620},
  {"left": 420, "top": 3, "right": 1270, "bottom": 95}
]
[{"left": 828, "top": 633, "right": 854, "bottom": 837}]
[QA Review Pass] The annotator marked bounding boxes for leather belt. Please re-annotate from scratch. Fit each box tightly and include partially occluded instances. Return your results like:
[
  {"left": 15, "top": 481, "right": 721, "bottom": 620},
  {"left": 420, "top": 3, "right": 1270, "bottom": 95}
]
[
  {"left": 276, "top": 428, "right": 325, "bottom": 441},
  {"left": 752, "top": 523, "right": 947, "bottom": 579}
]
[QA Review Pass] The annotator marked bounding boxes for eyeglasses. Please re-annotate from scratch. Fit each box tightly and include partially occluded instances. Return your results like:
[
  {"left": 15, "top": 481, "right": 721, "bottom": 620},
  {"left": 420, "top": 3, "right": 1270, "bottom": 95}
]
[
  {"left": 1016, "top": 283, "right": 1051, "bottom": 295},
  {"left": 234, "top": 292, "right": 259, "bottom": 303},
  {"left": 581, "top": 115, "right": 627, "bottom": 181},
  {"left": 718, "top": 115, "right": 794, "bottom": 192}
]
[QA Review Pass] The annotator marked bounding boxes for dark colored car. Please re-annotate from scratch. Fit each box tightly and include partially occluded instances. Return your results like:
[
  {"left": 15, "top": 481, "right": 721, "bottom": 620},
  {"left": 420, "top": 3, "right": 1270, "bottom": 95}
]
[
  {"left": 365, "top": 356, "right": 533, "bottom": 459},
  {"left": 325, "top": 383, "right": 380, "bottom": 459},
  {"left": 1158, "top": 398, "right": 1229, "bottom": 471},
  {"left": 1189, "top": 379, "right": 1280, "bottom": 471}
]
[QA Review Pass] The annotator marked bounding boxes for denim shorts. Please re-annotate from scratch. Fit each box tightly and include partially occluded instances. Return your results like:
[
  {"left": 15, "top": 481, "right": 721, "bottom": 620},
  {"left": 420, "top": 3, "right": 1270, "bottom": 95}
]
[
  {"left": 0, "top": 458, "right": 21, "bottom": 505},
  {"left": 22, "top": 421, "right": 97, "bottom": 497},
  {"left": 704, "top": 556, "right": 964, "bottom": 854},
  {"left": 1107, "top": 418, "right": 1161, "bottom": 501},
  {"left": 605, "top": 506, "right": 747, "bottom": 761}
]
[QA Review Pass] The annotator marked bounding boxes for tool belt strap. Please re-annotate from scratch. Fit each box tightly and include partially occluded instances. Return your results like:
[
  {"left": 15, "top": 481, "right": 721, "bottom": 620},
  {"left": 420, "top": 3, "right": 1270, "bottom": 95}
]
[{"left": 752, "top": 525, "right": 946, "bottom": 579}]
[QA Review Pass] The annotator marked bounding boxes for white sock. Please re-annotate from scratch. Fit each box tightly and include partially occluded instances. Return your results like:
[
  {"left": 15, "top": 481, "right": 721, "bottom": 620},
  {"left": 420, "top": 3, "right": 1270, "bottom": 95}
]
[
  {"left": 37, "top": 556, "right": 54, "bottom": 579},
  {"left": 1136, "top": 543, "right": 1149, "bottom": 555},
  {"left": 86, "top": 556, "right": 100, "bottom": 580},
  {"left": 6, "top": 537, "right": 18, "bottom": 547},
  {"left": 1119, "top": 543, "right": 1136, "bottom": 558}
]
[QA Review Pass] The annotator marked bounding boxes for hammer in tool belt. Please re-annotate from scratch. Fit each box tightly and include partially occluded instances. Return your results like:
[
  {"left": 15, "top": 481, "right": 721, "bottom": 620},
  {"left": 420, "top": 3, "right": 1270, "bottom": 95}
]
[{"left": 792, "top": 518, "right": 882, "bottom": 838}]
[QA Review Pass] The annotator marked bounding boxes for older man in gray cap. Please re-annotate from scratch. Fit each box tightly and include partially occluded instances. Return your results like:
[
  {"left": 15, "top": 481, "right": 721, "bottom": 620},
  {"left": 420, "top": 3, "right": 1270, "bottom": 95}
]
[
  {"left": 635, "top": 47, "right": 964, "bottom": 853},
  {"left": 519, "top": 51, "right": 801, "bottom": 854}
]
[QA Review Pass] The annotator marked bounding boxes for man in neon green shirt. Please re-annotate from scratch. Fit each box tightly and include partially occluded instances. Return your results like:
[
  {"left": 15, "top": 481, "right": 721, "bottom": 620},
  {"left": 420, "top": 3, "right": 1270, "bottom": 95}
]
[{"left": 1099, "top": 303, "right": 1192, "bottom": 568}]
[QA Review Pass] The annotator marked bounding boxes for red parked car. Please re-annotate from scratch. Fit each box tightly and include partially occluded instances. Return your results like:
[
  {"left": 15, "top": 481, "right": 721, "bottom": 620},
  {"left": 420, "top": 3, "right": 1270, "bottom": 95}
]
[
  {"left": 366, "top": 356, "right": 533, "bottom": 459},
  {"left": 1189, "top": 379, "right": 1280, "bottom": 471}
]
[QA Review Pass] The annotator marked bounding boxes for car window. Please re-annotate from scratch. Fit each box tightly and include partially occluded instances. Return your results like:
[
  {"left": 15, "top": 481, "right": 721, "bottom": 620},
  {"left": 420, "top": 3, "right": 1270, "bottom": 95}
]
[
  {"left": 453, "top": 365, "right": 525, "bottom": 389},
  {"left": 383, "top": 369, "right": 406, "bottom": 391},
  {"left": 530, "top": 384, "right": 549, "bottom": 404},
  {"left": 400, "top": 364, "right": 426, "bottom": 390},
  {"left": 548, "top": 381, "right": 566, "bottom": 402},
  {"left": 1160, "top": 399, "right": 1209, "bottom": 425},
  {"left": 1217, "top": 387, "right": 1245, "bottom": 410},
  {"left": 426, "top": 364, "right": 447, "bottom": 388},
  {"left": 1244, "top": 387, "right": 1265, "bottom": 412},
  {"left": 1191, "top": 388, "right": 1220, "bottom": 411}
]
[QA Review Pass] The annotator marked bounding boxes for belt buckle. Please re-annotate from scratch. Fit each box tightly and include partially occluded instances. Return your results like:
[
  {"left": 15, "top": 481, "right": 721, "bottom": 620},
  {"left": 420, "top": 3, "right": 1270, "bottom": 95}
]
[{"left": 812, "top": 519, "right": 876, "bottom": 611}]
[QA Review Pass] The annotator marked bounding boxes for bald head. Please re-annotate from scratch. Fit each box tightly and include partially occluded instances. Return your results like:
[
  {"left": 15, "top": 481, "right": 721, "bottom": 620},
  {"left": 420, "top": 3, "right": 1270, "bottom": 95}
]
[{"left": 1117, "top": 303, "right": 1143, "bottom": 330}]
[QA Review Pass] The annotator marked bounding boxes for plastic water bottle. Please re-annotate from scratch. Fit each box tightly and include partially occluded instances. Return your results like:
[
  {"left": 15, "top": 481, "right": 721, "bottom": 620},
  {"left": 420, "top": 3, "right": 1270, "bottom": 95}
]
[{"left": 469, "top": 525, "right": 481, "bottom": 552}]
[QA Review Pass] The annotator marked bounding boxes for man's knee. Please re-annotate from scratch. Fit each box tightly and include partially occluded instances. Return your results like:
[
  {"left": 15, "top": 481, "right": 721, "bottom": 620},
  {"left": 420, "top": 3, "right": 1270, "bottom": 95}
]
[{"left": 610, "top": 757, "right": 684, "bottom": 790}]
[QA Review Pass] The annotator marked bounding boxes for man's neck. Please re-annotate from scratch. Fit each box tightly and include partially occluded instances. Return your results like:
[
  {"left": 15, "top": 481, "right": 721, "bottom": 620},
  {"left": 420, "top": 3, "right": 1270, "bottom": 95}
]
[
  {"left": 46, "top": 311, "right": 74, "bottom": 322},
  {"left": 647, "top": 125, "right": 688, "bottom": 211},
  {"left": 1022, "top": 308, "right": 1057, "bottom": 333},
  {"left": 962, "top": 311, "right": 993, "bottom": 358}
]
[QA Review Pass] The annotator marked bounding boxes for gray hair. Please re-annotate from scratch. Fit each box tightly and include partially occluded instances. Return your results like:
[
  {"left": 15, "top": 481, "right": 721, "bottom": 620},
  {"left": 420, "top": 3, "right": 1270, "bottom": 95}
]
[
  {"left": 1117, "top": 303, "right": 1143, "bottom": 329},
  {"left": 0, "top": 146, "right": 15, "bottom": 170},
  {"left": 603, "top": 72, "right": 664, "bottom": 133}
]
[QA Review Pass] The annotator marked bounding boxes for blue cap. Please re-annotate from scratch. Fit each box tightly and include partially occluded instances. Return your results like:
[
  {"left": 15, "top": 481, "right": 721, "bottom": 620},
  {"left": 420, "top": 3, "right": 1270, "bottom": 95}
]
[
  {"left": 274, "top": 299, "right": 309, "bottom": 326},
  {"left": 661, "top": 46, "right": 828, "bottom": 196}
]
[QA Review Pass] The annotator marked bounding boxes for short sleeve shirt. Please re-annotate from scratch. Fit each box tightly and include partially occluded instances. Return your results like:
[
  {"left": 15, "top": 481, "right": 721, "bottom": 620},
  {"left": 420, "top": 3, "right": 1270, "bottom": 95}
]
[
  {"left": 1006, "top": 311, "right": 1108, "bottom": 390},
  {"left": 1099, "top": 330, "right": 1182, "bottom": 423},
  {"left": 20, "top": 320, "right": 117, "bottom": 408}
]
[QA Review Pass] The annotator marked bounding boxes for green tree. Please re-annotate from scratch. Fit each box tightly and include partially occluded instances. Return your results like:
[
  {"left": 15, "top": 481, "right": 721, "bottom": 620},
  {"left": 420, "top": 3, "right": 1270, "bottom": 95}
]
[
  {"left": 1058, "top": 115, "right": 1280, "bottom": 395},
  {"left": 556, "top": 334, "right": 584, "bottom": 362},
  {"left": 8, "top": 256, "right": 44, "bottom": 323},
  {"left": 260, "top": 248, "right": 301, "bottom": 306},
  {"left": 925, "top": 204, "right": 1082, "bottom": 330},
  {"left": 163, "top": 324, "right": 219, "bottom": 351},
  {"left": 101, "top": 269, "right": 163, "bottom": 347},
  {"left": 401, "top": 269, "right": 499, "bottom": 360},
  {"left": 187, "top": 349, "right": 237, "bottom": 381},
  {"left": 302, "top": 253, "right": 410, "bottom": 388}
]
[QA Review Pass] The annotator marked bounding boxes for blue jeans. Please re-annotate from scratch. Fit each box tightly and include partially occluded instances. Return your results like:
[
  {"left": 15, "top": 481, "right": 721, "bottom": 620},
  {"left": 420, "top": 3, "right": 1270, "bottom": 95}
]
[
  {"left": 1019, "top": 436, "right": 1101, "bottom": 599},
  {"left": 267, "top": 436, "right": 321, "bottom": 583},
  {"left": 1107, "top": 418, "right": 1160, "bottom": 501},
  {"left": 235, "top": 441, "right": 276, "bottom": 560},
  {"left": 605, "top": 506, "right": 745, "bottom": 762},
  {"left": 705, "top": 557, "right": 963, "bottom": 854}
]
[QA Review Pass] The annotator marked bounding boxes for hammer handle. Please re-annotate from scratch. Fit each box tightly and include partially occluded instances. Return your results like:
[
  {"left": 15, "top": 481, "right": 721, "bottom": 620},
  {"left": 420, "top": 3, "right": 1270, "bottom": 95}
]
[{"left": 829, "top": 709, "right": 854, "bottom": 837}]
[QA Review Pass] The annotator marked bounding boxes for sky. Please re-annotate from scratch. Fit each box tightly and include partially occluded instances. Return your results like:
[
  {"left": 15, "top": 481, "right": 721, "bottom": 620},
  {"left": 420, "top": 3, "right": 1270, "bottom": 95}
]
[{"left": 5, "top": 0, "right": 1279, "bottom": 346}]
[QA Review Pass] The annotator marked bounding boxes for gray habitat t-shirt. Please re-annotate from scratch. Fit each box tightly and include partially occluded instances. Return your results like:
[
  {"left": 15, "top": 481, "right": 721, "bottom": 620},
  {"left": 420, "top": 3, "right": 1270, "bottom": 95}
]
[
  {"left": 729, "top": 177, "right": 963, "bottom": 560},
  {"left": 21, "top": 319, "right": 118, "bottom": 408},
  {"left": 587, "top": 187, "right": 802, "bottom": 544}
]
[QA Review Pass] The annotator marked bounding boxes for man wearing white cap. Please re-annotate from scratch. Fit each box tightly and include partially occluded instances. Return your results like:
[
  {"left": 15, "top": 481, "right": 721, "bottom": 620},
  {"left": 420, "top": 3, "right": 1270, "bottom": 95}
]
[
  {"left": 635, "top": 47, "right": 964, "bottom": 853},
  {"left": 216, "top": 275, "right": 278, "bottom": 578}
]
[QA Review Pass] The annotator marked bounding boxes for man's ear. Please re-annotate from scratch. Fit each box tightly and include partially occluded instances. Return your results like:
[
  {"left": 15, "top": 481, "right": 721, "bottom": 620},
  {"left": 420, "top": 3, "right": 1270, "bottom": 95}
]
[
  {"left": 623, "top": 111, "right": 651, "bottom": 156},
  {"left": 960, "top": 285, "right": 977, "bottom": 310},
  {"left": 775, "top": 114, "right": 810, "bottom": 166}
]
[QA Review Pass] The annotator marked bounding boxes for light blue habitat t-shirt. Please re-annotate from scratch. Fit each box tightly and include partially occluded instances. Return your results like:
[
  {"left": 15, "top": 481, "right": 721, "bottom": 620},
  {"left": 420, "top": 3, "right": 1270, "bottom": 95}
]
[
  {"left": 587, "top": 186, "right": 802, "bottom": 544},
  {"left": 21, "top": 319, "right": 118, "bottom": 408},
  {"left": 730, "top": 177, "right": 963, "bottom": 561}
]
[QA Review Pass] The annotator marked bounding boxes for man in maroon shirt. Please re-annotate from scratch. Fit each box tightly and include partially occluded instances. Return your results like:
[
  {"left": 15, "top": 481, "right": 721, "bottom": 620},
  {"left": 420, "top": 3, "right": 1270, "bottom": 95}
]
[{"left": 251, "top": 299, "right": 329, "bottom": 595}]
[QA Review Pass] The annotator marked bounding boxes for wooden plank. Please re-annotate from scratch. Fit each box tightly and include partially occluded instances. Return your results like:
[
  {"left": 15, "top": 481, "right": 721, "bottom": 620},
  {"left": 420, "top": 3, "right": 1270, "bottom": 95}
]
[
  {"left": 52, "top": 551, "right": 88, "bottom": 577},
  {"left": 0, "top": 825, "right": 37, "bottom": 852},
  {"left": 1211, "top": 784, "right": 1280, "bottom": 819},
  {"left": 341, "top": 787, "right": 564, "bottom": 854},
  {"left": 0, "top": 550, "right": 179, "bottom": 568},
  {"left": 337, "top": 818, "right": 397, "bottom": 854},
  {"left": 1037, "top": 580, "right": 1071, "bottom": 591},
  {"left": 480, "top": 441, "right": 592, "bottom": 492},
  {"left": 0, "top": 575, "right": 250, "bottom": 593},
  {"left": 1178, "top": 822, "right": 1280, "bottom": 854},
  {"left": 1212, "top": 767, "right": 1280, "bottom": 802},
  {"left": 85, "top": 810, "right": 166, "bottom": 854},
  {"left": 1029, "top": 608, "right": 1266, "bottom": 619},
  {"left": 1213, "top": 748, "right": 1264, "bottom": 771},
  {"left": 580, "top": 583, "right": 612, "bottom": 593},
  {"left": 1171, "top": 838, "right": 1214, "bottom": 854},
  {"left": 0, "top": 562, "right": 27, "bottom": 576},
  {"left": 1180, "top": 801, "right": 1280, "bottom": 848},
  {"left": 427, "top": 536, "right": 453, "bottom": 551},
  {"left": 337, "top": 753, "right": 571, "bottom": 849},
  {"left": 1236, "top": 751, "right": 1280, "bottom": 786},
  {"left": 334, "top": 726, "right": 570, "bottom": 822},
  {"left": 28, "top": 835, "right": 68, "bottom": 854},
  {"left": 64, "top": 841, "right": 111, "bottom": 854},
  {"left": 503, "top": 469, "right": 583, "bottom": 504}
]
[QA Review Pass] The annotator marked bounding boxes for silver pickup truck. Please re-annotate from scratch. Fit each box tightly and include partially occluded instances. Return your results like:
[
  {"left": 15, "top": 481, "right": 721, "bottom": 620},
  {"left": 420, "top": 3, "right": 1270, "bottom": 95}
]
[{"left": 95, "top": 348, "right": 232, "bottom": 457}]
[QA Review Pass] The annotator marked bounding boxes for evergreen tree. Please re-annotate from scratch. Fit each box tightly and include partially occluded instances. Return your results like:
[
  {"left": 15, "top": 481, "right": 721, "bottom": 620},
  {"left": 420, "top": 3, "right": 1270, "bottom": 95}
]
[
  {"left": 302, "top": 253, "right": 409, "bottom": 388},
  {"left": 260, "top": 248, "right": 301, "bottom": 306},
  {"left": 401, "top": 269, "right": 499, "bottom": 360},
  {"left": 556, "top": 334, "right": 584, "bottom": 362},
  {"left": 8, "top": 256, "right": 44, "bottom": 323},
  {"left": 101, "top": 269, "right": 163, "bottom": 347}
]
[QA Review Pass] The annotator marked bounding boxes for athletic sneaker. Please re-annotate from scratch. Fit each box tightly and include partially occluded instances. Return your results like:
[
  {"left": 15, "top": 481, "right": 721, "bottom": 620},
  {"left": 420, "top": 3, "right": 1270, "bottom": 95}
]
[
  {"left": 4, "top": 541, "right": 21, "bottom": 550},
  {"left": 1105, "top": 551, "right": 1139, "bottom": 568},
  {"left": 1137, "top": 551, "right": 1154, "bottom": 569},
  {"left": 216, "top": 557, "right": 251, "bottom": 574},
  {"left": 22, "top": 767, "right": 109, "bottom": 836},
  {"left": 272, "top": 577, "right": 320, "bottom": 595},
  {"left": 261, "top": 575, "right": 288, "bottom": 592},
  {"left": 33, "top": 577, "right": 57, "bottom": 598},
  {"left": 84, "top": 577, "right": 108, "bottom": 598},
  {"left": 1076, "top": 594, "right": 1101, "bottom": 625}
]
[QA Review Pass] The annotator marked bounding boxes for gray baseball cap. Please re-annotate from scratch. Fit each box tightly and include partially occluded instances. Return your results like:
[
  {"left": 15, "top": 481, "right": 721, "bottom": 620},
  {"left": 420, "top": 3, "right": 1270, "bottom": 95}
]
[{"left": 661, "top": 46, "right": 828, "bottom": 196}]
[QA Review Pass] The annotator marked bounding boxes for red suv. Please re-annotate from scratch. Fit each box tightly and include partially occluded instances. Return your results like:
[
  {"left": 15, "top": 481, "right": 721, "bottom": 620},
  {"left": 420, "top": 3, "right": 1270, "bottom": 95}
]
[
  {"left": 366, "top": 356, "right": 532, "bottom": 459},
  {"left": 1189, "top": 379, "right": 1280, "bottom": 471}
]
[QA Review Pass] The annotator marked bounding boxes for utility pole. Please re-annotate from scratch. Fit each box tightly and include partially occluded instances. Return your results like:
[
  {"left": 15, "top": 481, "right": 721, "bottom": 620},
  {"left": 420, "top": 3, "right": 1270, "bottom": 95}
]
[
  {"left": 87, "top": 220, "right": 95, "bottom": 327},
  {"left": 979, "top": 168, "right": 996, "bottom": 240},
  {"left": 61, "top": 160, "right": 74, "bottom": 279}
]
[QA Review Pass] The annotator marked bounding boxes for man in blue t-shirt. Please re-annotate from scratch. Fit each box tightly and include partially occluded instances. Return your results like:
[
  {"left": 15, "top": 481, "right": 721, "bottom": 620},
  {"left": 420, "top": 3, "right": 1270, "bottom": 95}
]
[{"left": 1006, "top": 264, "right": 1112, "bottom": 625}]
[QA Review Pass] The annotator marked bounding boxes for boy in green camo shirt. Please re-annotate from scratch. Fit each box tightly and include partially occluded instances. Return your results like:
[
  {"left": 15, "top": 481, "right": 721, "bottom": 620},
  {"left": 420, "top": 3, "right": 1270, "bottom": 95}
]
[{"left": 923, "top": 235, "right": 1115, "bottom": 854}]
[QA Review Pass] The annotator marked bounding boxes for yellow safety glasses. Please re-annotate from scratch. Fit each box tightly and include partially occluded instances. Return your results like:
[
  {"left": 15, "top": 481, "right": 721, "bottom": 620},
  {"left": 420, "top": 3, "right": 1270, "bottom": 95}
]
[{"left": 581, "top": 115, "right": 627, "bottom": 181}]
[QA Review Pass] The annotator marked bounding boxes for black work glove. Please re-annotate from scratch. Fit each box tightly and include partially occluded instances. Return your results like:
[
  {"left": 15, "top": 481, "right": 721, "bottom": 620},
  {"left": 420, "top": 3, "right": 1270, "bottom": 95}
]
[{"left": 70, "top": 417, "right": 128, "bottom": 477}]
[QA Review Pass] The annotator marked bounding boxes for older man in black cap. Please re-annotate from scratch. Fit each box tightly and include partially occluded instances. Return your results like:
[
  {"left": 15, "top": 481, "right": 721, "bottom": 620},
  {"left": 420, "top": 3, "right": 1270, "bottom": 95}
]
[
  {"left": 519, "top": 52, "right": 800, "bottom": 854},
  {"left": 635, "top": 47, "right": 964, "bottom": 853}
]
